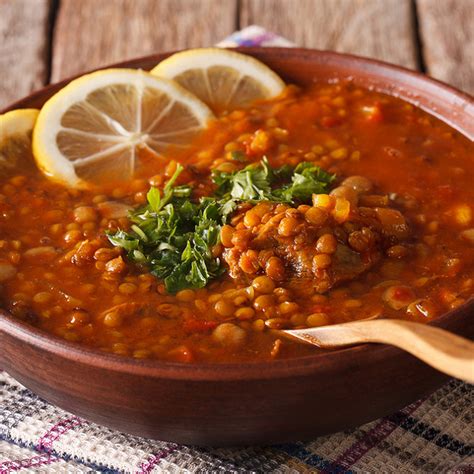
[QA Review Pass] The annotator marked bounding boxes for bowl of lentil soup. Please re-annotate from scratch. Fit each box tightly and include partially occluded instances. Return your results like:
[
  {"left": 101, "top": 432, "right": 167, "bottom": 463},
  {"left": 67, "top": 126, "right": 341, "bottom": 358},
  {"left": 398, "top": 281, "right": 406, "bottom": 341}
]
[{"left": 1, "top": 48, "right": 473, "bottom": 446}]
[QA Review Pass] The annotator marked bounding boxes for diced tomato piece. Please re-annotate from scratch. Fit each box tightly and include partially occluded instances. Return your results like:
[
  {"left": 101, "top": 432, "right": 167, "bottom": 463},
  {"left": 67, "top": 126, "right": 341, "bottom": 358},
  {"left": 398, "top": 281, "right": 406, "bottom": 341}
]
[
  {"left": 320, "top": 116, "right": 342, "bottom": 128},
  {"left": 183, "top": 319, "right": 218, "bottom": 333}
]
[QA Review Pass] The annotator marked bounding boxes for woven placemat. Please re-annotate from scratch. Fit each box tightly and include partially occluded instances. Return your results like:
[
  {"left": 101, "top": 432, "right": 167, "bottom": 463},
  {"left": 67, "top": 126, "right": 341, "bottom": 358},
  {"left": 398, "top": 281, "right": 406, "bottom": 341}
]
[{"left": 1, "top": 372, "right": 472, "bottom": 473}]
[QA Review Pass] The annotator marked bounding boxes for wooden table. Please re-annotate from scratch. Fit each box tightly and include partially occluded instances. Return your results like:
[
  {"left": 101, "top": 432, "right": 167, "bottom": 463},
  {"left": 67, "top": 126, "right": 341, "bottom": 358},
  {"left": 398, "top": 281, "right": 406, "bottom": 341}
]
[{"left": 1, "top": 0, "right": 473, "bottom": 109}]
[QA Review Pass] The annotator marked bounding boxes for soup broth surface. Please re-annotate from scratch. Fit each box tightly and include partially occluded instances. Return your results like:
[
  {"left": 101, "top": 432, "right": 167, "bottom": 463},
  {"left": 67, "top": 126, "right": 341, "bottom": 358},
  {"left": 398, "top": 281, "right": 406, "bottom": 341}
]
[{"left": 1, "top": 82, "right": 473, "bottom": 363}]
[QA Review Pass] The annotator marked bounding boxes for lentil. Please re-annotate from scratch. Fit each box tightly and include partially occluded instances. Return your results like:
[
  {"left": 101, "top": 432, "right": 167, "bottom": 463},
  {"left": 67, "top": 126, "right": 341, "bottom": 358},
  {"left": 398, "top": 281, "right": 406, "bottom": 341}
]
[
  {"left": 305, "top": 207, "right": 328, "bottom": 226},
  {"left": 279, "top": 301, "right": 299, "bottom": 314},
  {"left": 118, "top": 283, "right": 137, "bottom": 295},
  {"left": 265, "top": 257, "right": 285, "bottom": 281},
  {"left": 312, "top": 253, "right": 332, "bottom": 270},
  {"left": 235, "top": 307, "right": 255, "bottom": 320},
  {"left": 316, "top": 234, "right": 338, "bottom": 254},
  {"left": 252, "top": 276, "right": 275, "bottom": 294},
  {"left": 254, "top": 294, "right": 275, "bottom": 311},
  {"left": 214, "top": 299, "right": 235, "bottom": 317},
  {"left": 342, "top": 175, "right": 373, "bottom": 194},
  {"left": 306, "top": 313, "right": 330, "bottom": 327},
  {"left": 103, "top": 311, "right": 123, "bottom": 328},
  {"left": 278, "top": 216, "right": 299, "bottom": 237},
  {"left": 212, "top": 323, "right": 247, "bottom": 347},
  {"left": 265, "top": 318, "right": 289, "bottom": 329},
  {"left": 74, "top": 206, "right": 98, "bottom": 223}
]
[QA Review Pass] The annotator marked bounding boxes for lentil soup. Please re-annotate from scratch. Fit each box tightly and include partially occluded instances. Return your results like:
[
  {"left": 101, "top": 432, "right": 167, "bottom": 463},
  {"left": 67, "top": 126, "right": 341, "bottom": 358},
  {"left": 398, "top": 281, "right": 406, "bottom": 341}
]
[{"left": 1, "top": 82, "right": 473, "bottom": 363}]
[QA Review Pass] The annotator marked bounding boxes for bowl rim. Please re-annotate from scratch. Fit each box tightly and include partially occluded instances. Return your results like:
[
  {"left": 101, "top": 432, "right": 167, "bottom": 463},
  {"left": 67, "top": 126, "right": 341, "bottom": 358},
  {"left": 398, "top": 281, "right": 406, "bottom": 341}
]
[
  {"left": 2, "top": 300, "right": 473, "bottom": 381},
  {"left": 1, "top": 47, "right": 473, "bottom": 382},
  {"left": 3, "top": 47, "right": 473, "bottom": 137}
]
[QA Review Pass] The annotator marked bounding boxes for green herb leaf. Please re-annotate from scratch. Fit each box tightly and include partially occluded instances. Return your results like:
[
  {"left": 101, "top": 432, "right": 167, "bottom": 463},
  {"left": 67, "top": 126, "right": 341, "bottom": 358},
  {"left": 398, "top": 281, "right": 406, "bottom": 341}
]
[
  {"left": 146, "top": 187, "right": 161, "bottom": 212},
  {"left": 212, "top": 158, "right": 273, "bottom": 201},
  {"left": 274, "top": 162, "right": 335, "bottom": 202},
  {"left": 107, "top": 230, "right": 139, "bottom": 252},
  {"left": 107, "top": 158, "right": 336, "bottom": 293},
  {"left": 212, "top": 157, "right": 334, "bottom": 204}
]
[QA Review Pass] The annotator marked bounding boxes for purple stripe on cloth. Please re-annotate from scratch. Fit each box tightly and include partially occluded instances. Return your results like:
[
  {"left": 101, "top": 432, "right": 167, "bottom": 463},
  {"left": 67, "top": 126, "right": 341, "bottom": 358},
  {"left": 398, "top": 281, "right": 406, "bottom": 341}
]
[
  {"left": 238, "top": 32, "right": 280, "bottom": 47},
  {"left": 0, "top": 453, "right": 56, "bottom": 473},
  {"left": 37, "top": 415, "right": 83, "bottom": 452},
  {"left": 136, "top": 444, "right": 179, "bottom": 473},
  {"left": 451, "top": 465, "right": 474, "bottom": 474},
  {"left": 323, "top": 399, "right": 425, "bottom": 472},
  {"left": 0, "top": 416, "right": 83, "bottom": 473}
]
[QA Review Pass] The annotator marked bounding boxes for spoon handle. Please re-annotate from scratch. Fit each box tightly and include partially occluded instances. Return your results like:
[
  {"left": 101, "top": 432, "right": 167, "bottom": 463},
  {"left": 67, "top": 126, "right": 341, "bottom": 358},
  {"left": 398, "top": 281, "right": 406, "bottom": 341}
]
[{"left": 284, "top": 320, "right": 474, "bottom": 383}]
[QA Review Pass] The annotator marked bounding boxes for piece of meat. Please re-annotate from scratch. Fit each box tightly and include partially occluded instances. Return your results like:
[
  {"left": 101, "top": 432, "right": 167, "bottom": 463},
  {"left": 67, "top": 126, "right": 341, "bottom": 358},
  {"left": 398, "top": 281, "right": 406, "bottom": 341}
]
[{"left": 222, "top": 193, "right": 410, "bottom": 294}]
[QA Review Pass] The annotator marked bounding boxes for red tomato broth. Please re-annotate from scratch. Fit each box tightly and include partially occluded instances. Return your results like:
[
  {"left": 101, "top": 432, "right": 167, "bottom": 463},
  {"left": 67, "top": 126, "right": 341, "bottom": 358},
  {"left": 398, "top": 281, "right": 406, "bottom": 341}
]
[{"left": 0, "top": 81, "right": 473, "bottom": 363}]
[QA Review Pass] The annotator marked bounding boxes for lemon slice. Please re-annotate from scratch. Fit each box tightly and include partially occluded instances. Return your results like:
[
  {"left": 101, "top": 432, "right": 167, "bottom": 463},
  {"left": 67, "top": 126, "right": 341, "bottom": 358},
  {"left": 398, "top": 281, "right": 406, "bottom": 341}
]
[
  {"left": 151, "top": 48, "right": 285, "bottom": 113},
  {"left": 32, "top": 68, "right": 214, "bottom": 188},
  {"left": 0, "top": 109, "right": 39, "bottom": 175}
]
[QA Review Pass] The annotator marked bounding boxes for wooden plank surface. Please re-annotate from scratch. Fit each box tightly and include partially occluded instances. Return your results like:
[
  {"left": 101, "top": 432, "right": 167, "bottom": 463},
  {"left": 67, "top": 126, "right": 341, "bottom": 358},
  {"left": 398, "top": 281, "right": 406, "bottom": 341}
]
[
  {"left": 417, "top": 0, "right": 474, "bottom": 94},
  {"left": 2, "top": 0, "right": 471, "bottom": 111},
  {"left": 240, "top": 0, "right": 418, "bottom": 69},
  {"left": 0, "top": 0, "right": 52, "bottom": 109},
  {"left": 51, "top": 0, "right": 237, "bottom": 81}
]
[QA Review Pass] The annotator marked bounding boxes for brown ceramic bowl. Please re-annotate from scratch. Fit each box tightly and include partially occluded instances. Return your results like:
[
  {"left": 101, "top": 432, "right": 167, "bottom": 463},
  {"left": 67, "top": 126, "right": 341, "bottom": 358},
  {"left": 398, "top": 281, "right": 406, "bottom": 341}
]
[{"left": 1, "top": 48, "right": 473, "bottom": 446}]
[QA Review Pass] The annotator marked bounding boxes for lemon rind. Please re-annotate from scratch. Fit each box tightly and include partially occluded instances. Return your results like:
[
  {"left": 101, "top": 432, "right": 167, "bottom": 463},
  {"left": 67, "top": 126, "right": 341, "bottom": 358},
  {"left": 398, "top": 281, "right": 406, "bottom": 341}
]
[
  {"left": 151, "top": 48, "right": 285, "bottom": 97},
  {"left": 0, "top": 109, "right": 39, "bottom": 144}
]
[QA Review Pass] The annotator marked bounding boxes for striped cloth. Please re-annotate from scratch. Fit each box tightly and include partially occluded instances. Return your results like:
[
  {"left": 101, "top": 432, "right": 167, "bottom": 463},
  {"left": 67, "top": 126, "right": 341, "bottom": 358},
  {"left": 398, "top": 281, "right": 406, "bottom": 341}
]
[
  {"left": 1, "top": 373, "right": 473, "bottom": 473},
  {"left": 1, "top": 27, "right": 474, "bottom": 473}
]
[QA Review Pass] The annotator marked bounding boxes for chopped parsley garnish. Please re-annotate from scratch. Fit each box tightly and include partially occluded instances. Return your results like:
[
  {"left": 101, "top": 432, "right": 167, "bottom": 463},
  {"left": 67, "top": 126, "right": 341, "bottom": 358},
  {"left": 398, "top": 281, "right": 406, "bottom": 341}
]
[
  {"left": 212, "top": 157, "right": 334, "bottom": 204},
  {"left": 274, "top": 161, "right": 336, "bottom": 202},
  {"left": 107, "top": 164, "right": 224, "bottom": 293},
  {"left": 107, "top": 158, "right": 335, "bottom": 293}
]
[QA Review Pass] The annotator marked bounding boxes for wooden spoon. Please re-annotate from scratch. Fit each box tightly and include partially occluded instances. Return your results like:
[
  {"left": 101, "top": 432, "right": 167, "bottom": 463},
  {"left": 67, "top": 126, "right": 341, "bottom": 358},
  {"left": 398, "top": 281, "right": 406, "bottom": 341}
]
[{"left": 282, "top": 319, "right": 474, "bottom": 383}]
